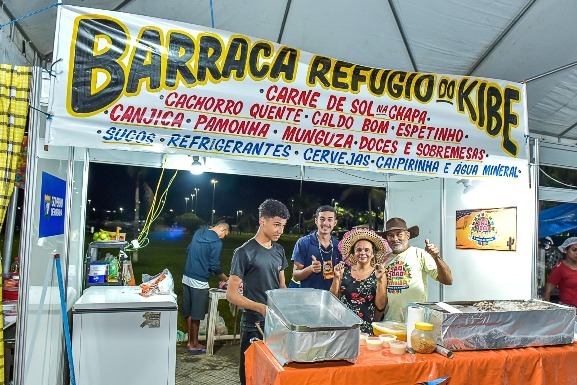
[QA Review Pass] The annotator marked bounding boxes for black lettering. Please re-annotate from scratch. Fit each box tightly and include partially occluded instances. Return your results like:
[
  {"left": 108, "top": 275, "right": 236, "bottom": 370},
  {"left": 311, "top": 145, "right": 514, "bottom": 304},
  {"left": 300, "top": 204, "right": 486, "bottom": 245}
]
[
  {"left": 222, "top": 37, "right": 249, "bottom": 79},
  {"left": 197, "top": 35, "right": 222, "bottom": 82},
  {"left": 126, "top": 28, "right": 163, "bottom": 93},
  {"left": 166, "top": 32, "right": 196, "bottom": 87},
  {"left": 71, "top": 18, "right": 127, "bottom": 114}
]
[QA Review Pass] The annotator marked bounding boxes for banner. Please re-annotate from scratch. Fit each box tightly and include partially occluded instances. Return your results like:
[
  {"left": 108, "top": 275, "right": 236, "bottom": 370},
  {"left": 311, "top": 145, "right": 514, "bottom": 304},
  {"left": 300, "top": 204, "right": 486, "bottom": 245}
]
[
  {"left": 48, "top": 6, "right": 528, "bottom": 180},
  {"left": 456, "top": 207, "right": 517, "bottom": 251},
  {"left": 39, "top": 172, "right": 66, "bottom": 238}
]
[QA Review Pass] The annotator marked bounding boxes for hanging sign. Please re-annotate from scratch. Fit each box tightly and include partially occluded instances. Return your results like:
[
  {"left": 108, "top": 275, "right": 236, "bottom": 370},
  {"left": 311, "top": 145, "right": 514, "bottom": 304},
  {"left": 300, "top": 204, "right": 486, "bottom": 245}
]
[
  {"left": 48, "top": 6, "right": 528, "bottom": 180},
  {"left": 39, "top": 172, "right": 66, "bottom": 238}
]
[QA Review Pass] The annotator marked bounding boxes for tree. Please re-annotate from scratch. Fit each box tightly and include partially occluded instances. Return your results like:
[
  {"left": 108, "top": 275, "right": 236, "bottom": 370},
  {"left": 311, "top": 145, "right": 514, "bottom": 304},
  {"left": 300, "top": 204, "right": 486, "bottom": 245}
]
[
  {"left": 340, "top": 186, "right": 386, "bottom": 230},
  {"left": 238, "top": 212, "right": 257, "bottom": 233},
  {"left": 176, "top": 212, "right": 205, "bottom": 233}
]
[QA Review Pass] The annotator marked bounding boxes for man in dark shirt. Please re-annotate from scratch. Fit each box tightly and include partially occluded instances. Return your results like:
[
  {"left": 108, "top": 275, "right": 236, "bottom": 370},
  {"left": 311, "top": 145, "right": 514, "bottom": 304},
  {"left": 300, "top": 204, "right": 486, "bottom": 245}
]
[
  {"left": 226, "top": 199, "right": 290, "bottom": 385},
  {"left": 182, "top": 221, "right": 229, "bottom": 353}
]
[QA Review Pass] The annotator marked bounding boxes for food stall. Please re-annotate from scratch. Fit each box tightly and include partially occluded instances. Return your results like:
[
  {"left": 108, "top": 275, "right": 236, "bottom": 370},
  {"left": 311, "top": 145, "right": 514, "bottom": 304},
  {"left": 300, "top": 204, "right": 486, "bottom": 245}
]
[{"left": 2, "top": 4, "right": 576, "bottom": 385}]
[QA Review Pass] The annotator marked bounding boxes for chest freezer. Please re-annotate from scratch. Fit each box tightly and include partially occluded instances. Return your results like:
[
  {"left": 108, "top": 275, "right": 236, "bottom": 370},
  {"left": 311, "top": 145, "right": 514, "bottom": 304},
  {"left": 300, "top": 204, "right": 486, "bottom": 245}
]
[{"left": 72, "top": 286, "right": 177, "bottom": 385}]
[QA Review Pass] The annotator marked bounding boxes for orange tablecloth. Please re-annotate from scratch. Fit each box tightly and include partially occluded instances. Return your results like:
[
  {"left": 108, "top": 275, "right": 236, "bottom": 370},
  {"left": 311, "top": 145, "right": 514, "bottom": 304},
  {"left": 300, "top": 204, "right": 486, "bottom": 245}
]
[{"left": 246, "top": 341, "right": 577, "bottom": 385}]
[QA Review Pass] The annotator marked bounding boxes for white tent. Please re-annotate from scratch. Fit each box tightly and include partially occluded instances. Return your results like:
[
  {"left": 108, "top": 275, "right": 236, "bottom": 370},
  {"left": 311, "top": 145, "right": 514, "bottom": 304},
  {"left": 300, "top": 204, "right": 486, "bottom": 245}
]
[
  {"left": 2, "top": 0, "right": 577, "bottom": 146},
  {"left": 1, "top": 2, "right": 576, "bottom": 385}
]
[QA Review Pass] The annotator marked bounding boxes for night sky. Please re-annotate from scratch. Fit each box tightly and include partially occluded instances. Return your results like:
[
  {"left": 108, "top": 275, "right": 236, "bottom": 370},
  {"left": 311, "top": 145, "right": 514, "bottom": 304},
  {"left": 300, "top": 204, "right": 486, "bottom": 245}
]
[{"left": 87, "top": 163, "right": 365, "bottom": 225}]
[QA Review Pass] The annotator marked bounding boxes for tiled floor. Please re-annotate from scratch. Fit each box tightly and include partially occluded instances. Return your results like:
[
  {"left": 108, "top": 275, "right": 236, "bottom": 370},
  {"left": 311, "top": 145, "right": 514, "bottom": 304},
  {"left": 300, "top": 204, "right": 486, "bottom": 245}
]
[{"left": 176, "top": 342, "right": 240, "bottom": 385}]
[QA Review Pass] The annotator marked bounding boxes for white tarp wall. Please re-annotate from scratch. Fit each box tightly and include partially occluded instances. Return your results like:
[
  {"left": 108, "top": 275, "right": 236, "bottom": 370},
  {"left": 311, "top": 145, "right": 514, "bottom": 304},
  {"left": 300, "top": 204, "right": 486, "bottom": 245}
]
[{"left": 387, "top": 171, "right": 536, "bottom": 303}]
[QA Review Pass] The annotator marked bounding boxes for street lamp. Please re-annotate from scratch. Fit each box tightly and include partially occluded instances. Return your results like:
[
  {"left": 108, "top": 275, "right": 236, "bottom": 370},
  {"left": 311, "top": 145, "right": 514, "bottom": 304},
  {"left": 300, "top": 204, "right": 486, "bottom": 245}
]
[
  {"left": 191, "top": 194, "right": 195, "bottom": 212},
  {"left": 237, "top": 210, "right": 242, "bottom": 224},
  {"left": 184, "top": 196, "right": 189, "bottom": 212},
  {"left": 211, "top": 179, "right": 218, "bottom": 224},
  {"left": 194, "top": 188, "right": 199, "bottom": 213},
  {"left": 331, "top": 198, "right": 335, "bottom": 207},
  {"left": 119, "top": 207, "right": 124, "bottom": 220}
]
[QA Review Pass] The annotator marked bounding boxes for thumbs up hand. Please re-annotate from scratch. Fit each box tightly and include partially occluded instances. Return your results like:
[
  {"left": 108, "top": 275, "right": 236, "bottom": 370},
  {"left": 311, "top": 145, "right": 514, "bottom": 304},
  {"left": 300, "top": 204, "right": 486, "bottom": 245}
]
[
  {"left": 310, "top": 255, "right": 322, "bottom": 273},
  {"left": 333, "top": 261, "right": 345, "bottom": 279},
  {"left": 425, "top": 239, "right": 440, "bottom": 259}
]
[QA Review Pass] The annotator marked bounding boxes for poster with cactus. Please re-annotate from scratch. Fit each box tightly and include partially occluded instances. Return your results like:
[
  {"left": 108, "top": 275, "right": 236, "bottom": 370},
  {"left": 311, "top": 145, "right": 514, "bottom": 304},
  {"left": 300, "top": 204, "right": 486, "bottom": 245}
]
[{"left": 456, "top": 207, "right": 517, "bottom": 251}]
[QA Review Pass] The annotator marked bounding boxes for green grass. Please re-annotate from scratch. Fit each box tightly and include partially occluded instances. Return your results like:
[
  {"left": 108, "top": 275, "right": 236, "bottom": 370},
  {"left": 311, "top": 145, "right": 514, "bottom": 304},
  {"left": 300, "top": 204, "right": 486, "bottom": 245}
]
[{"left": 131, "top": 232, "right": 300, "bottom": 334}]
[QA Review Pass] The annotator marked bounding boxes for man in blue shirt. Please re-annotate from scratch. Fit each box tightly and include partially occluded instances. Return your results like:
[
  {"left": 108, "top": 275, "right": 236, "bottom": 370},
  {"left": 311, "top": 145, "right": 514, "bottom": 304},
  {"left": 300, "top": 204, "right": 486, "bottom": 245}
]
[
  {"left": 290, "top": 205, "right": 342, "bottom": 290},
  {"left": 182, "top": 220, "right": 229, "bottom": 354}
]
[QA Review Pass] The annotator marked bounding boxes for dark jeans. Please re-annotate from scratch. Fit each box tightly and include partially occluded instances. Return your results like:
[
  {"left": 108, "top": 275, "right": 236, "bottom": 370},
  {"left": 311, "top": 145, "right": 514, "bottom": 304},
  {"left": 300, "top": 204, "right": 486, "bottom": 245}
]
[{"left": 239, "top": 321, "right": 264, "bottom": 385}]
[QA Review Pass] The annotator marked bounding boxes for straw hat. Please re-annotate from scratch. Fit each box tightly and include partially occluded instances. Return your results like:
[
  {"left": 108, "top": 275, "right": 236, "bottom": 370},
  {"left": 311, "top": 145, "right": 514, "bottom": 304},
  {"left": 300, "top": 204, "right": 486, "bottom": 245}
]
[
  {"left": 384, "top": 217, "right": 419, "bottom": 239},
  {"left": 338, "top": 228, "right": 391, "bottom": 265}
]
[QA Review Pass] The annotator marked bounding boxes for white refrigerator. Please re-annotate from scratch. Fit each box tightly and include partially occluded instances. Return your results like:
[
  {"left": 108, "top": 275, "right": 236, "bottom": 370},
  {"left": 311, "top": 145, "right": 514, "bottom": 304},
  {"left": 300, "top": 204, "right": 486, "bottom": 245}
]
[{"left": 72, "top": 286, "right": 177, "bottom": 385}]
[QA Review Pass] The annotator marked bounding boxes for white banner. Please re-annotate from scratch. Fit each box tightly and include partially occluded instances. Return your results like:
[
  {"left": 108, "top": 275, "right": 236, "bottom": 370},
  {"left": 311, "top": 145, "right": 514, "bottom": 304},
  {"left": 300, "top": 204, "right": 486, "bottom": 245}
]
[{"left": 48, "top": 6, "right": 528, "bottom": 180}]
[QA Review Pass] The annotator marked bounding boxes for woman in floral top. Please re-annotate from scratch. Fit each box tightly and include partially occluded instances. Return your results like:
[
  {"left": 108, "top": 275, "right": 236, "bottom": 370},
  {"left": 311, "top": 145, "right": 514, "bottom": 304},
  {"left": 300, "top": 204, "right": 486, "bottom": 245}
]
[{"left": 330, "top": 228, "right": 391, "bottom": 334}]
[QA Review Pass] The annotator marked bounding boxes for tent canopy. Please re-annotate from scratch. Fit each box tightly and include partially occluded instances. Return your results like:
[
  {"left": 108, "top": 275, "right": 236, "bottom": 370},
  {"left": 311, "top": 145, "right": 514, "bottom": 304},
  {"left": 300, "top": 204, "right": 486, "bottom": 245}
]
[
  {"left": 4, "top": 0, "right": 577, "bottom": 145},
  {"left": 539, "top": 203, "right": 577, "bottom": 238}
]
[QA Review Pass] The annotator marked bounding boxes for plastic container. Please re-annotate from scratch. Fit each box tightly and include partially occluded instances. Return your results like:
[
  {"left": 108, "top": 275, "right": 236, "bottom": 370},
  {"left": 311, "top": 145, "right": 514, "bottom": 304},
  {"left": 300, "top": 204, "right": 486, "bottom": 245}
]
[
  {"left": 372, "top": 321, "right": 407, "bottom": 341},
  {"left": 365, "top": 336, "right": 382, "bottom": 351},
  {"left": 378, "top": 334, "right": 397, "bottom": 347},
  {"left": 389, "top": 340, "right": 407, "bottom": 354},
  {"left": 359, "top": 332, "right": 369, "bottom": 345},
  {"left": 410, "top": 322, "right": 436, "bottom": 353}
]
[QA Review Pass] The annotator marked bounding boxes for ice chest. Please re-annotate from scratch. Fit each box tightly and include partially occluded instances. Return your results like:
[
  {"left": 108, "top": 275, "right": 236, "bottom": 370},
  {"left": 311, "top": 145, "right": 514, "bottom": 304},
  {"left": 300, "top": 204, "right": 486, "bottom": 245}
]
[
  {"left": 411, "top": 299, "right": 576, "bottom": 351},
  {"left": 264, "top": 288, "right": 362, "bottom": 365}
]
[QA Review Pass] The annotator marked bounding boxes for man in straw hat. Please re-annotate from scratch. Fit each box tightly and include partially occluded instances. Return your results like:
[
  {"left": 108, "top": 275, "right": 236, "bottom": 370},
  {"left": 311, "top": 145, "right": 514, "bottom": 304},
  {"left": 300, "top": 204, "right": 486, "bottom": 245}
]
[
  {"left": 331, "top": 228, "right": 391, "bottom": 334},
  {"left": 383, "top": 217, "right": 453, "bottom": 322}
]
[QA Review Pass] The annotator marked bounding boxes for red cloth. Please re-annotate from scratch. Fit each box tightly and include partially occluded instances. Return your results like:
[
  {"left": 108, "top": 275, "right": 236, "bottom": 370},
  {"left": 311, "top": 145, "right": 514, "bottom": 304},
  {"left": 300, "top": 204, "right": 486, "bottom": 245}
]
[{"left": 246, "top": 340, "right": 577, "bottom": 385}]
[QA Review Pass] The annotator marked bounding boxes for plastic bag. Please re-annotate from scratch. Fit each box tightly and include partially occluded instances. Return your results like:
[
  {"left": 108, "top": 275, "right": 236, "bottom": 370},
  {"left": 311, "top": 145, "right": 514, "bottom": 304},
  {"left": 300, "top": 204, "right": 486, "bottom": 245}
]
[
  {"left": 199, "top": 313, "right": 228, "bottom": 336},
  {"left": 140, "top": 268, "right": 174, "bottom": 297}
]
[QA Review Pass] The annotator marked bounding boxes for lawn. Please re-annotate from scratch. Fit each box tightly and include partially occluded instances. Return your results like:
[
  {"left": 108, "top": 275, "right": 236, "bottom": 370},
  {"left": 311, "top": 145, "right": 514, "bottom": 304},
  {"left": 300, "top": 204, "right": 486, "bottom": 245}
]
[{"left": 131, "top": 231, "right": 300, "bottom": 334}]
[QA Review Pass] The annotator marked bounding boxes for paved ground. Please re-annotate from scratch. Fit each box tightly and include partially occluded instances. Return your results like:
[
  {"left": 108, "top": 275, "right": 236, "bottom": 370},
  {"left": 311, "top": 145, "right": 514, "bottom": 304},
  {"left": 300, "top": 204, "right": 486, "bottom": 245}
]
[{"left": 176, "top": 341, "right": 241, "bottom": 385}]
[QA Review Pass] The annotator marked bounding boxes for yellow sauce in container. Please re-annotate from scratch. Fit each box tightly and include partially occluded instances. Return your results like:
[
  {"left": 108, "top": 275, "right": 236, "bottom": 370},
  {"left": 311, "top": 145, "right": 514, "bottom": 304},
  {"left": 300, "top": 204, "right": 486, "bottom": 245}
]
[{"left": 372, "top": 321, "right": 407, "bottom": 341}]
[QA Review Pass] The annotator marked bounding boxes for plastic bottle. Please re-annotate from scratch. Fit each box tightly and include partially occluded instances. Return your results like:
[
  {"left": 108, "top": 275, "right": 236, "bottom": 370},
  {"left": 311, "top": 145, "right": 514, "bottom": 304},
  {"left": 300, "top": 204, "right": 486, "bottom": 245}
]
[
  {"left": 410, "top": 322, "right": 436, "bottom": 353},
  {"left": 10, "top": 257, "right": 20, "bottom": 279}
]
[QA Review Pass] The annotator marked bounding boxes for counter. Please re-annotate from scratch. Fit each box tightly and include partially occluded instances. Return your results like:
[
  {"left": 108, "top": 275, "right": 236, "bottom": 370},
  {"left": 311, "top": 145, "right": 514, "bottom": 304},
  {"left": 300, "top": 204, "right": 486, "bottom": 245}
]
[{"left": 246, "top": 340, "right": 577, "bottom": 385}]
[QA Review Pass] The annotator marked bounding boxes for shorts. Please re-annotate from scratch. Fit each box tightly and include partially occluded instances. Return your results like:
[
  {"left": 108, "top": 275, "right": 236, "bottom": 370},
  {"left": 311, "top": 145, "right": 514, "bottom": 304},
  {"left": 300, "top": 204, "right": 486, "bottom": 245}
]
[{"left": 182, "top": 285, "right": 209, "bottom": 320}]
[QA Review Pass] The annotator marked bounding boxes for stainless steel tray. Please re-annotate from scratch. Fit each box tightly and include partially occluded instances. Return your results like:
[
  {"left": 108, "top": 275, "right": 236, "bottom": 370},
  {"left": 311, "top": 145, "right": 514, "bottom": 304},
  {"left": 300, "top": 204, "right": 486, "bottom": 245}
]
[
  {"left": 411, "top": 299, "right": 576, "bottom": 351},
  {"left": 264, "top": 288, "right": 362, "bottom": 365}
]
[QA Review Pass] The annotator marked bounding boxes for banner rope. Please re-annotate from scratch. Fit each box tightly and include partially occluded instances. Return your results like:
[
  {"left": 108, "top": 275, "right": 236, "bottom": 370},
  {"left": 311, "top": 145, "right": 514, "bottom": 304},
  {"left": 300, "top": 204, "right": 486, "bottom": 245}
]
[
  {"left": 209, "top": 0, "right": 215, "bottom": 28},
  {"left": 0, "top": 2, "right": 63, "bottom": 30}
]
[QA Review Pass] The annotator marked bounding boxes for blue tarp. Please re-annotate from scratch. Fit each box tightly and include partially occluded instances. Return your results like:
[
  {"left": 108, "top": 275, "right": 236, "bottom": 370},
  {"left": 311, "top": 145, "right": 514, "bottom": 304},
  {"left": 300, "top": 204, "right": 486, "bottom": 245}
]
[{"left": 539, "top": 203, "right": 577, "bottom": 238}]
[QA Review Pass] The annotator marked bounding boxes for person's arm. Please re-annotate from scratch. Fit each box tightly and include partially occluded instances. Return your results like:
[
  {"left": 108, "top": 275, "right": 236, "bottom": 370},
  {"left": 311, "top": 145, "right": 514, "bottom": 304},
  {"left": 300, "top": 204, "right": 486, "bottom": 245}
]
[
  {"left": 425, "top": 239, "right": 453, "bottom": 285},
  {"left": 209, "top": 242, "right": 226, "bottom": 280},
  {"left": 292, "top": 256, "right": 322, "bottom": 281},
  {"left": 226, "top": 275, "right": 267, "bottom": 316},
  {"left": 542, "top": 283, "right": 556, "bottom": 302},
  {"left": 329, "top": 262, "right": 345, "bottom": 297},
  {"left": 279, "top": 270, "right": 287, "bottom": 289},
  {"left": 374, "top": 263, "right": 388, "bottom": 317}
]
